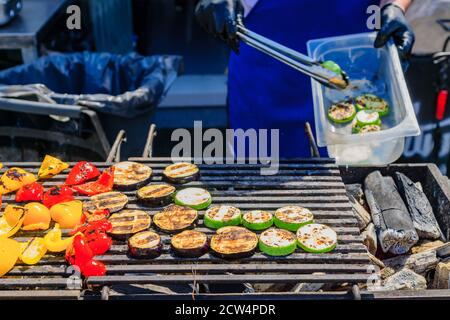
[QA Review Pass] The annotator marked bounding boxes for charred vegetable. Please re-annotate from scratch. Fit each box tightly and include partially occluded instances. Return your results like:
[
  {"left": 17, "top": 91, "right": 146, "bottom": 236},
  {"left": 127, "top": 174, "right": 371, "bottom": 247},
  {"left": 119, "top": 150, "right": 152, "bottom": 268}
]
[
  {"left": 210, "top": 226, "right": 258, "bottom": 259},
  {"left": 163, "top": 162, "right": 200, "bottom": 184},
  {"left": 274, "top": 206, "right": 314, "bottom": 231},
  {"left": 355, "top": 94, "right": 389, "bottom": 117},
  {"left": 174, "top": 188, "right": 212, "bottom": 210},
  {"left": 296, "top": 223, "right": 337, "bottom": 253},
  {"left": 204, "top": 205, "right": 242, "bottom": 229},
  {"left": 83, "top": 191, "right": 128, "bottom": 213},
  {"left": 259, "top": 228, "right": 297, "bottom": 256},
  {"left": 128, "top": 231, "right": 162, "bottom": 258},
  {"left": 153, "top": 204, "right": 198, "bottom": 233},
  {"left": 137, "top": 184, "right": 176, "bottom": 207},
  {"left": 328, "top": 101, "right": 356, "bottom": 124},
  {"left": 352, "top": 118, "right": 382, "bottom": 134},
  {"left": 355, "top": 110, "right": 381, "bottom": 127},
  {"left": 171, "top": 230, "right": 209, "bottom": 257},
  {"left": 242, "top": 210, "right": 273, "bottom": 231},
  {"left": 108, "top": 210, "right": 151, "bottom": 239},
  {"left": 114, "top": 161, "right": 152, "bottom": 191}
]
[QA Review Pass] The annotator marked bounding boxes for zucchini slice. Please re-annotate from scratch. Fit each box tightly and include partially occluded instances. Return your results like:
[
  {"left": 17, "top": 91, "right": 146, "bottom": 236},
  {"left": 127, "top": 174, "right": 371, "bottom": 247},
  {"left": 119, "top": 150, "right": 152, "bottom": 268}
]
[
  {"left": 113, "top": 161, "right": 152, "bottom": 191},
  {"left": 174, "top": 188, "right": 212, "bottom": 210},
  {"left": 355, "top": 94, "right": 389, "bottom": 117},
  {"left": 296, "top": 223, "right": 338, "bottom": 253},
  {"left": 83, "top": 191, "right": 128, "bottom": 213},
  {"left": 359, "top": 124, "right": 382, "bottom": 134},
  {"left": 321, "top": 60, "right": 342, "bottom": 75},
  {"left": 137, "top": 184, "right": 176, "bottom": 207},
  {"left": 258, "top": 228, "right": 297, "bottom": 256},
  {"left": 274, "top": 206, "right": 314, "bottom": 231},
  {"left": 163, "top": 162, "right": 200, "bottom": 184},
  {"left": 210, "top": 226, "right": 258, "bottom": 259},
  {"left": 171, "top": 230, "right": 209, "bottom": 257},
  {"left": 128, "top": 231, "right": 162, "bottom": 258},
  {"left": 328, "top": 101, "right": 356, "bottom": 124},
  {"left": 108, "top": 210, "right": 152, "bottom": 239},
  {"left": 242, "top": 210, "right": 273, "bottom": 231},
  {"left": 153, "top": 204, "right": 198, "bottom": 233},
  {"left": 355, "top": 110, "right": 381, "bottom": 127},
  {"left": 204, "top": 205, "right": 241, "bottom": 229}
]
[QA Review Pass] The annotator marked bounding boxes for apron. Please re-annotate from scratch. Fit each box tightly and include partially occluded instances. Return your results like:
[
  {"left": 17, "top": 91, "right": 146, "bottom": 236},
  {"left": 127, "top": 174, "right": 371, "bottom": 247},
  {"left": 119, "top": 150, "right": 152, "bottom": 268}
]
[{"left": 228, "top": 0, "right": 378, "bottom": 158}]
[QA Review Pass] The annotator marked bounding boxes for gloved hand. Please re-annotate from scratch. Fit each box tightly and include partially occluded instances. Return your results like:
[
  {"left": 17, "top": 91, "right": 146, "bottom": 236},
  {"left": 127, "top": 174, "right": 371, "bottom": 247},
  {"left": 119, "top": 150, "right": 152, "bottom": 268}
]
[
  {"left": 374, "top": 3, "right": 415, "bottom": 61},
  {"left": 195, "top": 0, "right": 242, "bottom": 53}
]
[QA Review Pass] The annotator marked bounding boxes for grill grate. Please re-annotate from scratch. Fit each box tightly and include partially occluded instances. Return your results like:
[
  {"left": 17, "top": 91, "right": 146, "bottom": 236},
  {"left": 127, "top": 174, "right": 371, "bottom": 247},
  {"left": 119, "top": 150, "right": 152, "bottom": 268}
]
[{"left": 0, "top": 158, "right": 370, "bottom": 299}]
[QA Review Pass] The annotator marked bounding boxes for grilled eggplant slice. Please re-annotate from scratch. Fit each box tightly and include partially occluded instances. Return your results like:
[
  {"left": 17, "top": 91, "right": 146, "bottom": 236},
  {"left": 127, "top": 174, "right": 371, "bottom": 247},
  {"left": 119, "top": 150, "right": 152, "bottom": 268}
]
[
  {"left": 328, "top": 101, "right": 356, "bottom": 124},
  {"left": 174, "top": 188, "right": 212, "bottom": 210},
  {"left": 274, "top": 206, "right": 314, "bottom": 232},
  {"left": 204, "top": 205, "right": 242, "bottom": 229},
  {"left": 242, "top": 210, "right": 273, "bottom": 231},
  {"left": 171, "top": 230, "right": 209, "bottom": 257},
  {"left": 83, "top": 191, "right": 128, "bottom": 213},
  {"left": 108, "top": 210, "right": 151, "bottom": 239},
  {"left": 153, "top": 204, "right": 198, "bottom": 233},
  {"left": 296, "top": 223, "right": 337, "bottom": 253},
  {"left": 163, "top": 162, "right": 200, "bottom": 184},
  {"left": 137, "top": 184, "right": 176, "bottom": 207},
  {"left": 113, "top": 162, "right": 152, "bottom": 191},
  {"left": 355, "top": 94, "right": 389, "bottom": 117},
  {"left": 128, "top": 231, "right": 162, "bottom": 258},
  {"left": 259, "top": 228, "right": 297, "bottom": 257},
  {"left": 211, "top": 226, "right": 258, "bottom": 259}
]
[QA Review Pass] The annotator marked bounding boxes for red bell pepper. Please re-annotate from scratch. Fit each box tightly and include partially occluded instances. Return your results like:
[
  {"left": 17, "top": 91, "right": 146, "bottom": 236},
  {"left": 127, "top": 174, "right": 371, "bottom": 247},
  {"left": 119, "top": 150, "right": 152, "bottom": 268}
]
[
  {"left": 72, "top": 167, "right": 114, "bottom": 196},
  {"left": 43, "top": 186, "right": 74, "bottom": 208},
  {"left": 81, "top": 259, "right": 107, "bottom": 277},
  {"left": 65, "top": 162, "right": 100, "bottom": 186},
  {"left": 66, "top": 234, "right": 108, "bottom": 277},
  {"left": 15, "top": 182, "right": 44, "bottom": 202},
  {"left": 70, "top": 218, "right": 113, "bottom": 236}
]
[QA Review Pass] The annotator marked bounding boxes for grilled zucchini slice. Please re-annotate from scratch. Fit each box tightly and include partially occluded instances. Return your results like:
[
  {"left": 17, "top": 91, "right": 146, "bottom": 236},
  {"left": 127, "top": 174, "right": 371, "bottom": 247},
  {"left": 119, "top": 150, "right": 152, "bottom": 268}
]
[
  {"left": 210, "top": 226, "right": 258, "bottom": 259},
  {"left": 171, "top": 230, "right": 209, "bottom": 257},
  {"left": 137, "top": 184, "right": 176, "bottom": 207},
  {"left": 328, "top": 101, "right": 356, "bottom": 124},
  {"left": 153, "top": 204, "right": 198, "bottom": 233},
  {"left": 163, "top": 162, "right": 200, "bottom": 184},
  {"left": 296, "top": 223, "right": 338, "bottom": 253},
  {"left": 259, "top": 228, "right": 297, "bottom": 256},
  {"left": 83, "top": 191, "right": 128, "bottom": 213},
  {"left": 242, "top": 210, "right": 273, "bottom": 231},
  {"left": 355, "top": 110, "right": 381, "bottom": 127},
  {"left": 113, "top": 161, "right": 152, "bottom": 191},
  {"left": 128, "top": 231, "right": 162, "bottom": 258},
  {"left": 108, "top": 210, "right": 151, "bottom": 239},
  {"left": 274, "top": 206, "right": 314, "bottom": 231},
  {"left": 204, "top": 205, "right": 241, "bottom": 229},
  {"left": 174, "top": 188, "right": 212, "bottom": 210},
  {"left": 355, "top": 94, "right": 389, "bottom": 117}
]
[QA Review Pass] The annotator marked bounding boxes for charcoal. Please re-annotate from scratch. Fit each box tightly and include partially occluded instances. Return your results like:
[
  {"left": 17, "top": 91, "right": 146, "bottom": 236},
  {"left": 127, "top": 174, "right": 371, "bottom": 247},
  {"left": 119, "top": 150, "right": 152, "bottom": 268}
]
[
  {"left": 394, "top": 172, "right": 442, "bottom": 240},
  {"left": 364, "top": 171, "right": 418, "bottom": 255}
]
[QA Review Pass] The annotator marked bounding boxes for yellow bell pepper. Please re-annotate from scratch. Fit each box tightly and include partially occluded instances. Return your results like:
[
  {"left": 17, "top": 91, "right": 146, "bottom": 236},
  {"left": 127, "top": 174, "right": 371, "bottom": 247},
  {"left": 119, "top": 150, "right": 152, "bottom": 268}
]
[
  {"left": 44, "top": 224, "right": 74, "bottom": 252},
  {"left": 38, "top": 155, "right": 69, "bottom": 179},
  {"left": 0, "top": 238, "right": 21, "bottom": 277},
  {"left": 19, "top": 237, "right": 47, "bottom": 265},
  {"left": 0, "top": 212, "right": 25, "bottom": 238},
  {"left": 0, "top": 163, "right": 3, "bottom": 170},
  {"left": 50, "top": 200, "right": 83, "bottom": 229},
  {"left": 0, "top": 167, "right": 36, "bottom": 195},
  {"left": 22, "top": 203, "right": 51, "bottom": 231},
  {"left": 4, "top": 205, "right": 27, "bottom": 226}
]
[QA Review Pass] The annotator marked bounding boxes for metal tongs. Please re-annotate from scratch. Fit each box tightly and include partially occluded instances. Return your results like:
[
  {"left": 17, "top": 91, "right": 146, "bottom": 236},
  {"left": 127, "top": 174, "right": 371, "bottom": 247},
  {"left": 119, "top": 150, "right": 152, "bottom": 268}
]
[{"left": 236, "top": 17, "right": 349, "bottom": 90}]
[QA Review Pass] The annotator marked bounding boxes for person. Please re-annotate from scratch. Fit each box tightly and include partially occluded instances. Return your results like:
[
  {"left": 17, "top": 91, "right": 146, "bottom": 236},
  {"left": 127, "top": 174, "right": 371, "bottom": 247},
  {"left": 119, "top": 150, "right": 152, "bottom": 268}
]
[{"left": 195, "top": 0, "right": 415, "bottom": 158}]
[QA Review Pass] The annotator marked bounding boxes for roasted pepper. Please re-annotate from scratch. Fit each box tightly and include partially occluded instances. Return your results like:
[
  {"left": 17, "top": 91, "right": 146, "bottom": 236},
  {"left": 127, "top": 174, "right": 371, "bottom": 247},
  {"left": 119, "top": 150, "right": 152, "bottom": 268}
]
[
  {"left": 15, "top": 182, "right": 44, "bottom": 203},
  {"left": 0, "top": 210, "right": 25, "bottom": 238},
  {"left": 20, "top": 237, "right": 47, "bottom": 265},
  {"left": 65, "top": 162, "right": 100, "bottom": 186},
  {"left": 0, "top": 238, "right": 21, "bottom": 277},
  {"left": 70, "top": 219, "right": 112, "bottom": 255},
  {"left": 50, "top": 200, "right": 83, "bottom": 229},
  {"left": 65, "top": 234, "right": 106, "bottom": 277},
  {"left": 22, "top": 202, "right": 51, "bottom": 231},
  {"left": 72, "top": 167, "right": 114, "bottom": 196},
  {"left": 0, "top": 167, "right": 37, "bottom": 195},
  {"left": 44, "top": 224, "right": 75, "bottom": 253},
  {"left": 43, "top": 186, "right": 74, "bottom": 209},
  {"left": 38, "top": 155, "right": 69, "bottom": 179}
]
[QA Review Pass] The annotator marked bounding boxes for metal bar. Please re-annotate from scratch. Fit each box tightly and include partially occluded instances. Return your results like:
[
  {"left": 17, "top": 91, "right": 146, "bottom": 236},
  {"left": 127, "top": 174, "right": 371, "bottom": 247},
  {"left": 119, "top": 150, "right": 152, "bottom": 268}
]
[
  {"left": 142, "top": 124, "right": 157, "bottom": 158},
  {"left": 0, "top": 97, "right": 83, "bottom": 118},
  {"left": 107, "top": 130, "right": 127, "bottom": 163},
  {"left": 305, "top": 122, "right": 321, "bottom": 158}
]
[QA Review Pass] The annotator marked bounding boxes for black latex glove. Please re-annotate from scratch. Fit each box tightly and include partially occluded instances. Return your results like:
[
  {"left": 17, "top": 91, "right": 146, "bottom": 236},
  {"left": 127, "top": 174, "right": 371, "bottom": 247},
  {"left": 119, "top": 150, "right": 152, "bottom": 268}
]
[
  {"left": 375, "top": 4, "right": 415, "bottom": 61},
  {"left": 195, "top": 0, "right": 242, "bottom": 53}
]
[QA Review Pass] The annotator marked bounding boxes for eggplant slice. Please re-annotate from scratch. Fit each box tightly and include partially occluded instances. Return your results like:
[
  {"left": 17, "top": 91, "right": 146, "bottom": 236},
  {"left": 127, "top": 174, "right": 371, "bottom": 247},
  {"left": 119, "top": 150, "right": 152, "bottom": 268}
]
[
  {"left": 137, "top": 184, "right": 176, "bottom": 207},
  {"left": 114, "top": 161, "right": 152, "bottom": 191},
  {"left": 128, "top": 231, "right": 162, "bottom": 258},
  {"left": 108, "top": 209, "right": 151, "bottom": 239},
  {"left": 210, "top": 226, "right": 258, "bottom": 259},
  {"left": 153, "top": 204, "right": 198, "bottom": 233},
  {"left": 163, "top": 162, "right": 200, "bottom": 184},
  {"left": 171, "top": 230, "right": 209, "bottom": 257},
  {"left": 83, "top": 191, "right": 128, "bottom": 213}
]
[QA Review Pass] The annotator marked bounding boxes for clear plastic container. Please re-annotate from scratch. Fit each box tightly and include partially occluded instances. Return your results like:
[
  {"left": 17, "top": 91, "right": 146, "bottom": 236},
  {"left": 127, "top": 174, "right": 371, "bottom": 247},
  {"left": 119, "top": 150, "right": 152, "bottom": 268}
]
[{"left": 307, "top": 32, "right": 420, "bottom": 165}]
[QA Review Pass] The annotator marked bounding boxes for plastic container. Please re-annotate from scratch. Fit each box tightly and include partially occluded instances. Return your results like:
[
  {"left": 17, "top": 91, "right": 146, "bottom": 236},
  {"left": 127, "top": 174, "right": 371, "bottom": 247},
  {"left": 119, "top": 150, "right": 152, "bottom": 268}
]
[{"left": 307, "top": 32, "right": 420, "bottom": 165}]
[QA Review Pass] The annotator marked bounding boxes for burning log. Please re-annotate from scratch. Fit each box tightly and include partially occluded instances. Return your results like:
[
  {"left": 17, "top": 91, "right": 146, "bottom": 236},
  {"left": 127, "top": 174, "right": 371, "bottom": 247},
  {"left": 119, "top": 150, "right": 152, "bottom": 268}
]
[
  {"left": 394, "top": 172, "right": 443, "bottom": 240},
  {"left": 348, "top": 194, "right": 371, "bottom": 231},
  {"left": 362, "top": 223, "right": 377, "bottom": 255},
  {"left": 364, "top": 171, "right": 419, "bottom": 255},
  {"left": 383, "top": 249, "right": 439, "bottom": 275}
]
